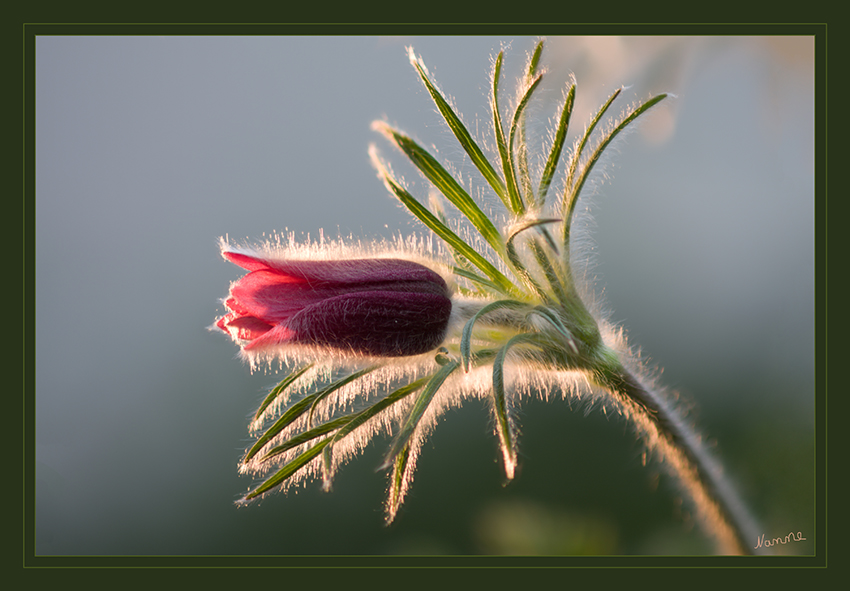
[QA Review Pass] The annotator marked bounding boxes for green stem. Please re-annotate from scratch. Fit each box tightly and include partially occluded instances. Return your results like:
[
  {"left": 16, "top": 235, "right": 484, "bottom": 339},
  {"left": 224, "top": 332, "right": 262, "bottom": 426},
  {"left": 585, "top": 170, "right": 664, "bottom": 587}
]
[{"left": 593, "top": 359, "right": 763, "bottom": 555}]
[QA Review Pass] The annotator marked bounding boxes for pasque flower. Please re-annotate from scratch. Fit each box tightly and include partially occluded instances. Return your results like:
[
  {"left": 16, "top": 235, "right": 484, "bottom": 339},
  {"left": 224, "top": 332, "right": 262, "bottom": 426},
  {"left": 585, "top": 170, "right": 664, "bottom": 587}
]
[
  {"left": 216, "top": 249, "right": 453, "bottom": 358},
  {"left": 216, "top": 39, "right": 762, "bottom": 555}
]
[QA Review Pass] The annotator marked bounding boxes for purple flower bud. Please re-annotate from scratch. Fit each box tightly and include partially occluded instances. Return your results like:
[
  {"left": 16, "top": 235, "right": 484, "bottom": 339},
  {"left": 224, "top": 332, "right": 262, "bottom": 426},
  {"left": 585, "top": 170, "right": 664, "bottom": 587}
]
[{"left": 216, "top": 249, "right": 452, "bottom": 357}]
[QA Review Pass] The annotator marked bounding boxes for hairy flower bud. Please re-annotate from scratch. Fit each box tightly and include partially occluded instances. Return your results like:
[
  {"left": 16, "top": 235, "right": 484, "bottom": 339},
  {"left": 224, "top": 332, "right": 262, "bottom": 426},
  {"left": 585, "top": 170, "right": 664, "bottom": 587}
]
[{"left": 216, "top": 249, "right": 453, "bottom": 357}]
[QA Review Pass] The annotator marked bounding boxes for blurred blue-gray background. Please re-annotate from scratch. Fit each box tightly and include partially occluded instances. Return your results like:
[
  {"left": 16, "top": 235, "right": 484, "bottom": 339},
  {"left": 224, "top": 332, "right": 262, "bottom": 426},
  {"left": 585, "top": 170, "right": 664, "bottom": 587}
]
[{"left": 35, "top": 35, "right": 814, "bottom": 555}]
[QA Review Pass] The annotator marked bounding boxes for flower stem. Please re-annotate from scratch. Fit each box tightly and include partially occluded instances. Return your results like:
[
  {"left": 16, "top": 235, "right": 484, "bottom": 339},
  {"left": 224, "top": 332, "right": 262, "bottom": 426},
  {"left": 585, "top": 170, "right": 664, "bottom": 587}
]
[{"left": 593, "top": 359, "right": 763, "bottom": 555}]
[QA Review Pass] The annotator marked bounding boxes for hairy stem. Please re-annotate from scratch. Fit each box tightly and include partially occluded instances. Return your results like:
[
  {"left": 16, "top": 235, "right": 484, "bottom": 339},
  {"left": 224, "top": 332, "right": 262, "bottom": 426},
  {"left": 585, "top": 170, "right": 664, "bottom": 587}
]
[{"left": 594, "top": 363, "right": 763, "bottom": 555}]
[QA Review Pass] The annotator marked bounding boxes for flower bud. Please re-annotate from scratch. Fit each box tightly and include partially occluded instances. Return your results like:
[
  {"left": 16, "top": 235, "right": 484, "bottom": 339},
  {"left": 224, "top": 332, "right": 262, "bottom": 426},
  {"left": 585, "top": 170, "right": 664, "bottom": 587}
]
[{"left": 216, "top": 249, "right": 452, "bottom": 357}]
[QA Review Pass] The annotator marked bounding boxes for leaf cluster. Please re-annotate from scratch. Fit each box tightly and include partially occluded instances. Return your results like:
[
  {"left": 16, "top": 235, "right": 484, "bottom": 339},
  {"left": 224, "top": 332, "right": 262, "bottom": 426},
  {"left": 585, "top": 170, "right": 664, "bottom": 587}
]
[{"left": 240, "top": 39, "right": 667, "bottom": 521}]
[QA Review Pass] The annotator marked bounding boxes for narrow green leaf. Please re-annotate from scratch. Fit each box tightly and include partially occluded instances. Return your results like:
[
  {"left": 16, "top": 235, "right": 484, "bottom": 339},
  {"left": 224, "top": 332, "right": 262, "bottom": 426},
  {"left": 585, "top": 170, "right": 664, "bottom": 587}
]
[
  {"left": 506, "top": 219, "right": 567, "bottom": 301},
  {"left": 509, "top": 73, "right": 543, "bottom": 208},
  {"left": 537, "top": 82, "right": 575, "bottom": 206},
  {"left": 321, "top": 375, "right": 431, "bottom": 486},
  {"left": 516, "top": 135, "right": 532, "bottom": 212},
  {"left": 243, "top": 394, "right": 319, "bottom": 464},
  {"left": 307, "top": 365, "right": 379, "bottom": 427},
  {"left": 527, "top": 305, "right": 578, "bottom": 353},
  {"left": 430, "top": 197, "right": 485, "bottom": 286},
  {"left": 244, "top": 366, "right": 377, "bottom": 464},
  {"left": 242, "top": 440, "right": 329, "bottom": 501},
  {"left": 254, "top": 364, "right": 313, "bottom": 421},
  {"left": 506, "top": 218, "right": 562, "bottom": 245},
  {"left": 505, "top": 218, "right": 562, "bottom": 301},
  {"left": 491, "top": 332, "right": 547, "bottom": 480},
  {"left": 451, "top": 266, "right": 501, "bottom": 293},
  {"left": 408, "top": 48, "right": 508, "bottom": 207},
  {"left": 568, "top": 88, "right": 622, "bottom": 182},
  {"left": 374, "top": 122, "right": 505, "bottom": 256},
  {"left": 528, "top": 239, "right": 569, "bottom": 305},
  {"left": 559, "top": 87, "right": 629, "bottom": 256},
  {"left": 371, "top": 150, "right": 521, "bottom": 298},
  {"left": 527, "top": 40, "right": 544, "bottom": 78},
  {"left": 491, "top": 51, "right": 525, "bottom": 215},
  {"left": 565, "top": 93, "right": 668, "bottom": 230},
  {"left": 380, "top": 360, "right": 460, "bottom": 469},
  {"left": 334, "top": 377, "right": 430, "bottom": 445},
  {"left": 516, "top": 40, "right": 545, "bottom": 209},
  {"left": 385, "top": 443, "right": 411, "bottom": 524},
  {"left": 460, "top": 299, "right": 529, "bottom": 372},
  {"left": 261, "top": 416, "right": 352, "bottom": 462}
]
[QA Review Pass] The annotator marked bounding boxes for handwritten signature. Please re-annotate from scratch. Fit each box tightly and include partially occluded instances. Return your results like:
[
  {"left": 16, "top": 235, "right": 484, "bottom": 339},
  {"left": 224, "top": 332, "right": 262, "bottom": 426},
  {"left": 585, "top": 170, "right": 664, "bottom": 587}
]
[{"left": 754, "top": 531, "right": 806, "bottom": 550}]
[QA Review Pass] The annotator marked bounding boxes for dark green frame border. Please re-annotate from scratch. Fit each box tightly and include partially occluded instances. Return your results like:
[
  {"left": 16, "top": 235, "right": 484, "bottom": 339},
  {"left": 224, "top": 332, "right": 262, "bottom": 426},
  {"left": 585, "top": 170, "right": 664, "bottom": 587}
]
[{"left": 20, "top": 23, "right": 828, "bottom": 574}]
